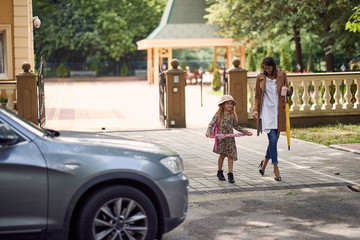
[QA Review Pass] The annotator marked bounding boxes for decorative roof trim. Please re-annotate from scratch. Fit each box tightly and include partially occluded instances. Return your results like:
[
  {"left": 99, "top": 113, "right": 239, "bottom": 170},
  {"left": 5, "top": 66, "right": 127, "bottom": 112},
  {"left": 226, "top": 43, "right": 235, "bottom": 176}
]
[
  {"left": 137, "top": 38, "right": 237, "bottom": 50},
  {"left": 146, "top": 0, "right": 175, "bottom": 39}
]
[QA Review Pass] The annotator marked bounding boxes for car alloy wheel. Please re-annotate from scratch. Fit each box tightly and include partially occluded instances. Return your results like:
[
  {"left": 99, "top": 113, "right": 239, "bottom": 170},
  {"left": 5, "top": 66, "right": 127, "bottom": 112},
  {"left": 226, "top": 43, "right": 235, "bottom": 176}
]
[{"left": 77, "top": 185, "right": 158, "bottom": 240}]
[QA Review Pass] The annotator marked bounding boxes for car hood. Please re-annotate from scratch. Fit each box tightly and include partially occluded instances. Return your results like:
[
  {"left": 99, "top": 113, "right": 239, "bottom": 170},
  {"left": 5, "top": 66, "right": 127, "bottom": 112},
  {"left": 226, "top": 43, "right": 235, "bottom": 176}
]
[{"left": 49, "top": 130, "right": 176, "bottom": 156}]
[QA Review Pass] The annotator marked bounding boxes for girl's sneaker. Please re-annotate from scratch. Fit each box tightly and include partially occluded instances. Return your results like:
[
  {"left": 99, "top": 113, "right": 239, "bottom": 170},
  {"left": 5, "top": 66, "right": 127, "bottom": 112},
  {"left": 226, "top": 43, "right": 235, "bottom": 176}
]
[
  {"left": 217, "top": 170, "right": 226, "bottom": 181},
  {"left": 227, "top": 172, "right": 235, "bottom": 183}
]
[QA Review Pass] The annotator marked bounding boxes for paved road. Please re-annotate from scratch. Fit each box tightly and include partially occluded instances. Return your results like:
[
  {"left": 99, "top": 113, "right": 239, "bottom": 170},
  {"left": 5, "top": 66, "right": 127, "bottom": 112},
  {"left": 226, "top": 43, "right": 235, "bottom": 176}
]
[
  {"left": 44, "top": 79, "right": 360, "bottom": 239},
  {"left": 162, "top": 187, "right": 360, "bottom": 240}
]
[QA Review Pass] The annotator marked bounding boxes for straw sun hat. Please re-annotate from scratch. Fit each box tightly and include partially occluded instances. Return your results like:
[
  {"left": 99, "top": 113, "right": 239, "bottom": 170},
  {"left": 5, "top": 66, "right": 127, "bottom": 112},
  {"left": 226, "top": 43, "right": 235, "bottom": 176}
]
[{"left": 218, "top": 95, "right": 237, "bottom": 106}]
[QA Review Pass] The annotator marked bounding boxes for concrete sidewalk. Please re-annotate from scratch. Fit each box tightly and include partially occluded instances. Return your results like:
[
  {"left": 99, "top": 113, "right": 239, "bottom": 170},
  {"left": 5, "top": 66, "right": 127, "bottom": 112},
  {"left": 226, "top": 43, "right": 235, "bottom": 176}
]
[{"left": 44, "top": 80, "right": 360, "bottom": 194}]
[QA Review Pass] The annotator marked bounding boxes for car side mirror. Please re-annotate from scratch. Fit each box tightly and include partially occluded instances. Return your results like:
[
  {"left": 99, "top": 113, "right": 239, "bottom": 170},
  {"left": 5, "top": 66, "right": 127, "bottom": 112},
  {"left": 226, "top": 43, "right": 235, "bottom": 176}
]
[{"left": 0, "top": 123, "right": 19, "bottom": 146}]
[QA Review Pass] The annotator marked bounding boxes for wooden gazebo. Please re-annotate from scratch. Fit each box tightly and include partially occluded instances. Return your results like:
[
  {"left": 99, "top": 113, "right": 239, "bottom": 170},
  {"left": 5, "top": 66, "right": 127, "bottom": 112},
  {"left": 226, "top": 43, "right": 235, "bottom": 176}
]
[{"left": 136, "top": 0, "right": 246, "bottom": 84}]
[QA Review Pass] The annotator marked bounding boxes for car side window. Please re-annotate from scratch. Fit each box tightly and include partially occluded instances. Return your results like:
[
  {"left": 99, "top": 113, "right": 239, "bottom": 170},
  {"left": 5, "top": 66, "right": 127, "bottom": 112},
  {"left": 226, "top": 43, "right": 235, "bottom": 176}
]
[{"left": 0, "top": 120, "right": 25, "bottom": 146}]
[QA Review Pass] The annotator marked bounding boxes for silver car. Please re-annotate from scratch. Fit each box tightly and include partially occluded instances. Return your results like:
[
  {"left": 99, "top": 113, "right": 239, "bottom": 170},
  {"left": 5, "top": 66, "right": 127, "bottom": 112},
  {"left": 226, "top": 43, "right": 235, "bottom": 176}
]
[{"left": 0, "top": 106, "right": 188, "bottom": 240}]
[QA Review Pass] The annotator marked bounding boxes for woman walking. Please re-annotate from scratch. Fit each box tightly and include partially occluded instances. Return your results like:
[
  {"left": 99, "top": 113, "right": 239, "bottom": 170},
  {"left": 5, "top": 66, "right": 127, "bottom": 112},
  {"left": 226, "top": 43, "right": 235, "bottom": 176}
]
[{"left": 252, "top": 56, "right": 289, "bottom": 181}]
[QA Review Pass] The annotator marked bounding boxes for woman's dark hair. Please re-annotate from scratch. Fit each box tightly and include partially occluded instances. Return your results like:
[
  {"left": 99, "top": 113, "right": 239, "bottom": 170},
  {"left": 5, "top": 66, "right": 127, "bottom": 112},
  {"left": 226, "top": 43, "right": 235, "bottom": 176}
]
[{"left": 262, "top": 56, "right": 277, "bottom": 77}]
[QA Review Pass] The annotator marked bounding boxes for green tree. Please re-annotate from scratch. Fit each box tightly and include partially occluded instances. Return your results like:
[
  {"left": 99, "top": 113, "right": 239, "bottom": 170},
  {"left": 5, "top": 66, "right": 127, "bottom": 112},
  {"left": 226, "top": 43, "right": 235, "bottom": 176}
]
[
  {"left": 33, "top": 0, "right": 166, "bottom": 63},
  {"left": 205, "top": 0, "right": 360, "bottom": 72},
  {"left": 280, "top": 43, "right": 292, "bottom": 72},
  {"left": 34, "top": 0, "right": 104, "bottom": 63},
  {"left": 78, "top": 0, "right": 166, "bottom": 61},
  {"left": 266, "top": 45, "right": 273, "bottom": 58},
  {"left": 346, "top": 5, "right": 360, "bottom": 33},
  {"left": 246, "top": 47, "right": 256, "bottom": 71},
  {"left": 205, "top": 0, "right": 306, "bottom": 71}
]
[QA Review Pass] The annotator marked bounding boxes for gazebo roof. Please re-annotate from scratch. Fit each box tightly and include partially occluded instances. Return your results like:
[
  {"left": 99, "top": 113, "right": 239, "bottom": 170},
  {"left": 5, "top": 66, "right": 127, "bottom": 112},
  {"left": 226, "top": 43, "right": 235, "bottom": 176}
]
[{"left": 137, "top": 0, "right": 236, "bottom": 50}]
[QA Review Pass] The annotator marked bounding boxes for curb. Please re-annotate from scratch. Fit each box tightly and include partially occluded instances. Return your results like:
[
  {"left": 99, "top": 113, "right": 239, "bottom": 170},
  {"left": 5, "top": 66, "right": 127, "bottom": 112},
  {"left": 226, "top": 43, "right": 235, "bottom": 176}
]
[{"left": 329, "top": 144, "right": 360, "bottom": 155}]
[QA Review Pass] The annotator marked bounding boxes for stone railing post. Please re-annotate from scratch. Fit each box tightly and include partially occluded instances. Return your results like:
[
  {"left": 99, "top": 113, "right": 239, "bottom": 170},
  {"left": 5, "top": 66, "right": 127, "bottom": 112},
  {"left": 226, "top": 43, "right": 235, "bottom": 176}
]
[
  {"left": 300, "top": 80, "right": 311, "bottom": 111},
  {"left": 322, "top": 79, "right": 332, "bottom": 110},
  {"left": 227, "top": 58, "right": 248, "bottom": 125},
  {"left": 290, "top": 81, "right": 301, "bottom": 111},
  {"left": 354, "top": 79, "right": 360, "bottom": 109},
  {"left": 165, "top": 59, "right": 186, "bottom": 128},
  {"left": 311, "top": 80, "right": 322, "bottom": 111},
  {"left": 343, "top": 79, "right": 354, "bottom": 109},
  {"left": 332, "top": 79, "right": 342, "bottom": 110},
  {"left": 16, "top": 63, "right": 38, "bottom": 125}
]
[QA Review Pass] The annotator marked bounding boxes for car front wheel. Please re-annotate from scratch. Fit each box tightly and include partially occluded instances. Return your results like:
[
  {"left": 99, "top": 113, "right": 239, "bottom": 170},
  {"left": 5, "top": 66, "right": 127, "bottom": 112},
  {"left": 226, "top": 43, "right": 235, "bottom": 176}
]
[{"left": 77, "top": 185, "right": 158, "bottom": 240}]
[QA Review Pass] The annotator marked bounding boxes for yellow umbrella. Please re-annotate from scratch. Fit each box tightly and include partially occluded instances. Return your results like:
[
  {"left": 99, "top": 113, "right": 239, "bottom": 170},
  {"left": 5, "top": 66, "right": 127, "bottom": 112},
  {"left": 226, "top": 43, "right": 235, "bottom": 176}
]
[{"left": 285, "top": 87, "right": 293, "bottom": 150}]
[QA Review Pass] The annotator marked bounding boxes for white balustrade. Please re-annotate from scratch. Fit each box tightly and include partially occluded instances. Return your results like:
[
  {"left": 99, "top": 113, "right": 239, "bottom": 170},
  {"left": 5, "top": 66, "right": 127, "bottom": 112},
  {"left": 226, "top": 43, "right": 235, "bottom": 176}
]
[
  {"left": 0, "top": 81, "right": 17, "bottom": 111},
  {"left": 247, "top": 72, "right": 360, "bottom": 118},
  {"left": 247, "top": 80, "right": 256, "bottom": 113}
]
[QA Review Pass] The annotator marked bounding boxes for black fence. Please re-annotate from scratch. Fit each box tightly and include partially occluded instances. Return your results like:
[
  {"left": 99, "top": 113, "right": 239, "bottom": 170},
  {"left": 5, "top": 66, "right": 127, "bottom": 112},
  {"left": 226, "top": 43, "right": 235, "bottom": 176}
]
[{"left": 38, "top": 60, "right": 147, "bottom": 78}]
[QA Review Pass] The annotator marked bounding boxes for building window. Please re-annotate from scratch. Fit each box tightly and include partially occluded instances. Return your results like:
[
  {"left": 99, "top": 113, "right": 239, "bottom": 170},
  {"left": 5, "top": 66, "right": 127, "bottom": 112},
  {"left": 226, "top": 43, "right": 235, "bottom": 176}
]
[
  {"left": 0, "top": 25, "right": 12, "bottom": 80},
  {"left": 0, "top": 32, "right": 5, "bottom": 74}
]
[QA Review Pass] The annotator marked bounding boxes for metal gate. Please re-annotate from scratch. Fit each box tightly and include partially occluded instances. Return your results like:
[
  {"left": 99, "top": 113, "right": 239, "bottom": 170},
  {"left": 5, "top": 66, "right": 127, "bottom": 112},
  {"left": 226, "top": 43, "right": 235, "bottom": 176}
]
[
  {"left": 159, "top": 62, "right": 166, "bottom": 125},
  {"left": 38, "top": 56, "right": 46, "bottom": 127}
]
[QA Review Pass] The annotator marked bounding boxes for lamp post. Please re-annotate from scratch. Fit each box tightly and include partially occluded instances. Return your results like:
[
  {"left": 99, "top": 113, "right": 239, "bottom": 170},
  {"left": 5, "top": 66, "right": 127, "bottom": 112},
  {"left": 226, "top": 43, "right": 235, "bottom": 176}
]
[
  {"left": 223, "top": 54, "right": 227, "bottom": 95},
  {"left": 199, "top": 67, "right": 204, "bottom": 107}
]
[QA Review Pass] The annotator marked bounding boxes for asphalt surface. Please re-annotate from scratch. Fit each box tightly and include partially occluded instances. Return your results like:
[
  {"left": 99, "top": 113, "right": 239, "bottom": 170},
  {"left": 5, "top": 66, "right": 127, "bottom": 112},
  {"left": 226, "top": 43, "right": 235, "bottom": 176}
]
[{"left": 44, "top": 79, "right": 360, "bottom": 240}]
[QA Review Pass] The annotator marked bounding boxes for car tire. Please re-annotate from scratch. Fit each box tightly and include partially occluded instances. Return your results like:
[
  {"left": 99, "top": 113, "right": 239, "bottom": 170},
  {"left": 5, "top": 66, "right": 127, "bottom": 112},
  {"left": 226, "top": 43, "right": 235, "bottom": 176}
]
[{"left": 76, "top": 185, "right": 158, "bottom": 240}]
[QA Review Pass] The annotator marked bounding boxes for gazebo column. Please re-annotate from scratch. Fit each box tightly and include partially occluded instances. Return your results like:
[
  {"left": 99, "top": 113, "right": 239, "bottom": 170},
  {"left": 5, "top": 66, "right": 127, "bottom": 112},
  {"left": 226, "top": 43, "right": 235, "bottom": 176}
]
[
  {"left": 226, "top": 46, "right": 232, "bottom": 69},
  {"left": 214, "top": 46, "right": 227, "bottom": 70},
  {"left": 239, "top": 45, "right": 246, "bottom": 69},
  {"left": 159, "top": 47, "right": 171, "bottom": 71},
  {"left": 147, "top": 48, "right": 153, "bottom": 84},
  {"left": 167, "top": 47, "right": 173, "bottom": 70},
  {"left": 154, "top": 47, "right": 160, "bottom": 85}
]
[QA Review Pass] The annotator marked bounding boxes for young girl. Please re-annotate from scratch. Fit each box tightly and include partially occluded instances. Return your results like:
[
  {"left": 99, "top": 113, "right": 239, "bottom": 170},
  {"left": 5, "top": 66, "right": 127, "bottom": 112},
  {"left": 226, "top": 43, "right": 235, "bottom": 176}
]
[{"left": 206, "top": 95, "right": 252, "bottom": 183}]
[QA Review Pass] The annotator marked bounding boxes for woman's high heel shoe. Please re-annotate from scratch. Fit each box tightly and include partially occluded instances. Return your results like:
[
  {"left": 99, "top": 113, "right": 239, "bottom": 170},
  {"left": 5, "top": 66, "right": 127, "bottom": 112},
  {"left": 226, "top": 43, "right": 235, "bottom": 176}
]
[{"left": 258, "top": 160, "right": 265, "bottom": 176}]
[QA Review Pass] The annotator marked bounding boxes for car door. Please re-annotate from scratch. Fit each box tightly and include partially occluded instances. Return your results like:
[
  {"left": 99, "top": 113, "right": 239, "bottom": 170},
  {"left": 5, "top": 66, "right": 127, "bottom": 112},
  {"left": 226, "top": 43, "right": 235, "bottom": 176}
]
[{"left": 0, "top": 121, "right": 48, "bottom": 238}]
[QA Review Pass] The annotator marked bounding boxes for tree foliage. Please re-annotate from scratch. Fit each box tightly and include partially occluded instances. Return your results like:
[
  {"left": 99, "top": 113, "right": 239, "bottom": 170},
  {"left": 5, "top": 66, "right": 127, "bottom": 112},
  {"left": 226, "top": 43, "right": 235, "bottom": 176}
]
[
  {"left": 346, "top": 5, "right": 360, "bottom": 33},
  {"left": 33, "top": 0, "right": 166, "bottom": 63},
  {"left": 205, "top": 0, "right": 360, "bottom": 72}
]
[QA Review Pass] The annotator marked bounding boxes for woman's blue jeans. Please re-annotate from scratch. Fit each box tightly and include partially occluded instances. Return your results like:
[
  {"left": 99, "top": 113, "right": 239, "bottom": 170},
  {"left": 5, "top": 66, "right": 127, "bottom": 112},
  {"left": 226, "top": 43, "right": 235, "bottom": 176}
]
[{"left": 265, "top": 129, "right": 280, "bottom": 164}]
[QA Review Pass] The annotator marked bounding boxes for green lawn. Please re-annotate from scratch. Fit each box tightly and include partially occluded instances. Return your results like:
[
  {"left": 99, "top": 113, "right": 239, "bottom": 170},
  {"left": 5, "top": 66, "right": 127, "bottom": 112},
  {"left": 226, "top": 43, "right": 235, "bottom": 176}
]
[{"left": 285, "top": 123, "right": 360, "bottom": 146}]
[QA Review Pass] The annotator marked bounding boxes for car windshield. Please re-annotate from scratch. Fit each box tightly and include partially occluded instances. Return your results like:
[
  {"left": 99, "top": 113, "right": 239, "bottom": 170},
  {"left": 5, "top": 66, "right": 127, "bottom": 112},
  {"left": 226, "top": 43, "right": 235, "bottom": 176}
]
[{"left": 0, "top": 107, "right": 48, "bottom": 136}]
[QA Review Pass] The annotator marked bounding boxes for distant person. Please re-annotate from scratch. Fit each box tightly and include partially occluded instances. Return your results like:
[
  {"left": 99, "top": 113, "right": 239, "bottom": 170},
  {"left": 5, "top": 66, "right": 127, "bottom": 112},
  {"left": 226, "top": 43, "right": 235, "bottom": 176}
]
[
  {"left": 206, "top": 95, "right": 252, "bottom": 183},
  {"left": 252, "top": 56, "right": 289, "bottom": 181}
]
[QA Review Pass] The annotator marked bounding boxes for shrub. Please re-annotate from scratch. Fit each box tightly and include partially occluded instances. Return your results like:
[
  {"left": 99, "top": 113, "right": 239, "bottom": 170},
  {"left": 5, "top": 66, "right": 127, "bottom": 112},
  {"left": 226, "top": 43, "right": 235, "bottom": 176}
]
[
  {"left": 212, "top": 69, "right": 221, "bottom": 91},
  {"left": 120, "top": 63, "right": 129, "bottom": 76},
  {"left": 89, "top": 62, "right": 98, "bottom": 76},
  {"left": 181, "top": 61, "right": 187, "bottom": 70},
  {"left": 208, "top": 62, "right": 214, "bottom": 72},
  {"left": 280, "top": 43, "right": 292, "bottom": 72},
  {"left": 246, "top": 48, "right": 256, "bottom": 71},
  {"left": 56, "top": 63, "right": 69, "bottom": 78}
]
